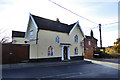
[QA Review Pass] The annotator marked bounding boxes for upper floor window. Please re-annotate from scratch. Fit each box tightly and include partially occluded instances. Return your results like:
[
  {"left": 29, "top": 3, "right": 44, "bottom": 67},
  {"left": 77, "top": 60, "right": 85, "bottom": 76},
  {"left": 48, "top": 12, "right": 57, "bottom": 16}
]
[
  {"left": 56, "top": 36, "right": 60, "bottom": 43},
  {"left": 75, "top": 47, "right": 78, "bottom": 55},
  {"left": 48, "top": 46, "right": 54, "bottom": 56},
  {"left": 88, "top": 41, "right": 91, "bottom": 45},
  {"left": 30, "top": 30, "right": 33, "bottom": 40},
  {"left": 74, "top": 35, "right": 78, "bottom": 43}
]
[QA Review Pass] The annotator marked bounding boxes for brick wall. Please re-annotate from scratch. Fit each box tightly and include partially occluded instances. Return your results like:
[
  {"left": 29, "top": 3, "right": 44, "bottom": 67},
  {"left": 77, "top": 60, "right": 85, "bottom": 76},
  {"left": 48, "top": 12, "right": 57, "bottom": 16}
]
[{"left": 84, "top": 38, "right": 97, "bottom": 58}]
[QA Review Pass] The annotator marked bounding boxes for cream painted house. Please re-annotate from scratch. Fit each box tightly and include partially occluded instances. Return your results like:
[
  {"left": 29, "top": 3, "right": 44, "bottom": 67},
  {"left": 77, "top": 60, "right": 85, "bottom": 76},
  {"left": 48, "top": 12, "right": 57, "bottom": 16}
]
[
  {"left": 12, "top": 31, "right": 28, "bottom": 44},
  {"left": 25, "top": 14, "right": 85, "bottom": 61}
]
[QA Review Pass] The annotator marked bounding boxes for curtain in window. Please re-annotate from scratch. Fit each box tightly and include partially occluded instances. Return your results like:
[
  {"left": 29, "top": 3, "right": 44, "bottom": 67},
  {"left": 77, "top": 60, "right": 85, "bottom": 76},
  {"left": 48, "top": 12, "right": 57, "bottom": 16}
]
[
  {"left": 75, "top": 47, "right": 78, "bottom": 55},
  {"left": 48, "top": 46, "right": 54, "bottom": 56},
  {"left": 75, "top": 35, "right": 78, "bottom": 43},
  {"left": 56, "top": 36, "right": 60, "bottom": 43}
]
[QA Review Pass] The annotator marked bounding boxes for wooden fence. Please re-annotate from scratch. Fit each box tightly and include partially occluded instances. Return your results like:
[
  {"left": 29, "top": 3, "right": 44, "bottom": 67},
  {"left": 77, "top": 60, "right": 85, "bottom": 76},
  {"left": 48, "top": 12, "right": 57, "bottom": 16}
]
[{"left": 2, "top": 43, "right": 29, "bottom": 64}]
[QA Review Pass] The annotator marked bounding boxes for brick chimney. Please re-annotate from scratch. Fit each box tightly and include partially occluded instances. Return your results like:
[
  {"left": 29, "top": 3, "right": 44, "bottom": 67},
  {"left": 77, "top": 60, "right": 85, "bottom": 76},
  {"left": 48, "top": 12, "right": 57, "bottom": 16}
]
[
  {"left": 56, "top": 18, "right": 60, "bottom": 22},
  {"left": 90, "top": 30, "right": 93, "bottom": 37}
]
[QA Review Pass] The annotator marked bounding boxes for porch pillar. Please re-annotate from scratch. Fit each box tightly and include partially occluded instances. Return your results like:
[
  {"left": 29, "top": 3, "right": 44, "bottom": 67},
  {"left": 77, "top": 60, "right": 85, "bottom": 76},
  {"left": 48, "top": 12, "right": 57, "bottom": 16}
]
[
  {"left": 61, "top": 46, "right": 64, "bottom": 61},
  {"left": 68, "top": 47, "right": 70, "bottom": 60}
]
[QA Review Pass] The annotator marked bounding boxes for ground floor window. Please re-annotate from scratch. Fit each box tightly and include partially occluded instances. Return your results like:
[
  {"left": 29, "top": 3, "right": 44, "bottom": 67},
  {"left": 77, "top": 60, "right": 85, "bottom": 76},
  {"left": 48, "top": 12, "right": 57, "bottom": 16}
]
[
  {"left": 75, "top": 47, "right": 78, "bottom": 55},
  {"left": 48, "top": 46, "right": 54, "bottom": 56}
]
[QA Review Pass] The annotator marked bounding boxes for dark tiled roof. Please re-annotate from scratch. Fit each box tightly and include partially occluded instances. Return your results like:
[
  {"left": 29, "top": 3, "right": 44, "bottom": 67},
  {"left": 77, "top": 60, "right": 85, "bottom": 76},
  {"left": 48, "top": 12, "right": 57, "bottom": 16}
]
[
  {"left": 85, "top": 35, "right": 98, "bottom": 41},
  {"left": 12, "top": 31, "right": 25, "bottom": 38},
  {"left": 32, "top": 14, "right": 74, "bottom": 33}
]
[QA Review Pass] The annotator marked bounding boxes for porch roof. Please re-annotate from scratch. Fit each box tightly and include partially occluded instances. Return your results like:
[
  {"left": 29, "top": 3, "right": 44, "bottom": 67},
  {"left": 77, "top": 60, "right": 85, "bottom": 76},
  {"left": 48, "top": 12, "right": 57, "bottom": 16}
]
[{"left": 60, "top": 43, "right": 72, "bottom": 46}]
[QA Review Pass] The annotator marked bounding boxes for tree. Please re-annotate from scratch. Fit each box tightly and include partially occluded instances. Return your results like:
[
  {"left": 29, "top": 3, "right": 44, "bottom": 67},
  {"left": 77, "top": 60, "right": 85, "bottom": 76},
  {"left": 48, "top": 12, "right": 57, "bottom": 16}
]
[
  {"left": 0, "top": 37, "right": 10, "bottom": 43},
  {"left": 113, "top": 38, "right": 120, "bottom": 53},
  {"left": 0, "top": 27, "right": 11, "bottom": 43}
]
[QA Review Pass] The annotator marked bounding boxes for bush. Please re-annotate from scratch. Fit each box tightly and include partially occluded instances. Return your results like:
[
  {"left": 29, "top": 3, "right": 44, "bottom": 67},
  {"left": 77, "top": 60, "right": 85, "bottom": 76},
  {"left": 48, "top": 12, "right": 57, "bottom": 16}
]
[{"left": 105, "top": 48, "right": 118, "bottom": 58}]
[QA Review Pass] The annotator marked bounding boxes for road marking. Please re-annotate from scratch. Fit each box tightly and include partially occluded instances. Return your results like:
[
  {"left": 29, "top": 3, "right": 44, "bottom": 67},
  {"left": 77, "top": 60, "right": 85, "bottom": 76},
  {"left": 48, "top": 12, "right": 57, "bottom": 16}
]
[
  {"left": 84, "top": 59, "right": 120, "bottom": 70},
  {"left": 40, "top": 72, "right": 82, "bottom": 78}
]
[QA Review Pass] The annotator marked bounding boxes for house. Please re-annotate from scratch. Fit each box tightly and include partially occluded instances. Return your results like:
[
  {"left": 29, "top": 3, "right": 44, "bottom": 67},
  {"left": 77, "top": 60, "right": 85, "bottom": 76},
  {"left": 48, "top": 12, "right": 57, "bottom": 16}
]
[
  {"left": 12, "top": 30, "right": 28, "bottom": 44},
  {"left": 25, "top": 14, "right": 85, "bottom": 61},
  {"left": 84, "top": 30, "right": 98, "bottom": 58}
]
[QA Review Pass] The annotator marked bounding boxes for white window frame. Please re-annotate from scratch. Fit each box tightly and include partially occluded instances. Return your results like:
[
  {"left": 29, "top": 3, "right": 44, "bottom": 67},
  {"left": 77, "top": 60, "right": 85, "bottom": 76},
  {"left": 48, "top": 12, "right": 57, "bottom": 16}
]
[
  {"left": 74, "top": 35, "right": 78, "bottom": 43},
  {"left": 30, "top": 30, "right": 33, "bottom": 40},
  {"left": 47, "top": 46, "right": 54, "bottom": 56},
  {"left": 88, "top": 41, "right": 91, "bottom": 45},
  {"left": 56, "top": 36, "right": 60, "bottom": 43},
  {"left": 75, "top": 47, "right": 79, "bottom": 55}
]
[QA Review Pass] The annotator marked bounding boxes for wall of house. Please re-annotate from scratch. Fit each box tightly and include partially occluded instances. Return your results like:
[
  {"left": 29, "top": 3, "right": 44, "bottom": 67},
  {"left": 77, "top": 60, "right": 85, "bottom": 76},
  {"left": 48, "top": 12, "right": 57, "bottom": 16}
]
[
  {"left": 84, "top": 38, "right": 97, "bottom": 58},
  {"left": 30, "top": 44, "right": 38, "bottom": 59},
  {"left": 26, "top": 18, "right": 37, "bottom": 44},
  {"left": 29, "top": 25, "right": 84, "bottom": 59}
]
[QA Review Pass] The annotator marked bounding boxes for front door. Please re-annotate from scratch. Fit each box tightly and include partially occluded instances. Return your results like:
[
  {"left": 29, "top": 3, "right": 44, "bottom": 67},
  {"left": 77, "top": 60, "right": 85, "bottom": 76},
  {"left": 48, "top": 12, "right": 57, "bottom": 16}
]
[{"left": 64, "top": 46, "right": 68, "bottom": 60}]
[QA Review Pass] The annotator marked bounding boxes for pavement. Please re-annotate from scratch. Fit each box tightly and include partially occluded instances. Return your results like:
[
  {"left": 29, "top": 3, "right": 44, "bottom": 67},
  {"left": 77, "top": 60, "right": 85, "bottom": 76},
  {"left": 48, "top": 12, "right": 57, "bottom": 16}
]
[
  {"left": 85, "top": 58, "right": 120, "bottom": 70},
  {"left": 85, "top": 58, "right": 120, "bottom": 63},
  {"left": 2, "top": 60, "right": 92, "bottom": 69}
]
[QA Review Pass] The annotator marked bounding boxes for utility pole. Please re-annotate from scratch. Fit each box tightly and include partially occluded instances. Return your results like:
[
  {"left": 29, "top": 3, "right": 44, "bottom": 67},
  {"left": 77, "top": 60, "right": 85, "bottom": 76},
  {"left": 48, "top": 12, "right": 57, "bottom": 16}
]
[{"left": 99, "top": 24, "right": 102, "bottom": 48}]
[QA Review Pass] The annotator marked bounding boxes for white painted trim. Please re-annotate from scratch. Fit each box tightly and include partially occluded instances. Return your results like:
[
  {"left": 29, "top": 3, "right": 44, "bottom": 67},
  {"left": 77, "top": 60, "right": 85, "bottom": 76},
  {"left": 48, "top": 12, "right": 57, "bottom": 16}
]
[
  {"left": 68, "top": 47, "right": 70, "bottom": 60},
  {"left": 47, "top": 46, "right": 54, "bottom": 56},
  {"left": 61, "top": 46, "right": 64, "bottom": 60},
  {"left": 24, "top": 13, "right": 31, "bottom": 39},
  {"left": 25, "top": 13, "right": 39, "bottom": 40},
  {"left": 69, "top": 22, "right": 78, "bottom": 35},
  {"left": 74, "top": 35, "right": 78, "bottom": 43},
  {"left": 30, "top": 15, "right": 38, "bottom": 31},
  {"left": 78, "top": 21, "right": 86, "bottom": 38},
  {"left": 55, "top": 36, "right": 60, "bottom": 43},
  {"left": 88, "top": 41, "right": 91, "bottom": 45},
  {"left": 69, "top": 21, "right": 86, "bottom": 38},
  {"left": 75, "top": 47, "right": 79, "bottom": 56}
]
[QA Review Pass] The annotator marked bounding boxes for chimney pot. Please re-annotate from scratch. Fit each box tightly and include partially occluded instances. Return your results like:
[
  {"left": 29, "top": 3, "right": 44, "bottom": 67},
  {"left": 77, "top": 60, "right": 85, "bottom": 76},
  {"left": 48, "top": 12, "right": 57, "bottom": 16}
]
[{"left": 56, "top": 18, "right": 60, "bottom": 22}]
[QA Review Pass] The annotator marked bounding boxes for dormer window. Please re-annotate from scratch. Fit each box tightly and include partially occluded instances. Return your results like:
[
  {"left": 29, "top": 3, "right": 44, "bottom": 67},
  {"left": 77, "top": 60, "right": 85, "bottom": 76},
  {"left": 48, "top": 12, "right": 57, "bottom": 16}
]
[
  {"left": 30, "top": 30, "right": 33, "bottom": 40},
  {"left": 74, "top": 35, "right": 78, "bottom": 43},
  {"left": 56, "top": 36, "right": 60, "bottom": 43}
]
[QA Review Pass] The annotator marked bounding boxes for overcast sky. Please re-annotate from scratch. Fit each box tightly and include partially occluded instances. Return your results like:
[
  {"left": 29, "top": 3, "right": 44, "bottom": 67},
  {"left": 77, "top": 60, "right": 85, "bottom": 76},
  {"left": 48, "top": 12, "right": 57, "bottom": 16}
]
[{"left": 0, "top": 0, "right": 119, "bottom": 47}]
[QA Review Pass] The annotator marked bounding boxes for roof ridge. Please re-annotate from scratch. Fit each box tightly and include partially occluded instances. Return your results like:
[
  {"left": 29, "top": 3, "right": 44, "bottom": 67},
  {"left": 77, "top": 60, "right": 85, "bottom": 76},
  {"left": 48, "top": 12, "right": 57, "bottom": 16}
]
[
  {"left": 31, "top": 14, "right": 75, "bottom": 33},
  {"left": 31, "top": 14, "right": 69, "bottom": 26}
]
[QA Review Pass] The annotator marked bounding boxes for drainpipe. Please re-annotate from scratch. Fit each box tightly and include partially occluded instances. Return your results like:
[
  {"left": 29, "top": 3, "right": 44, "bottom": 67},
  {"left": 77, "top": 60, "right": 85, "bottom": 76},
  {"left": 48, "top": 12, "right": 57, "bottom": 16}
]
[
  {"left": 36, "top": 29, "right": 39, "bottom": 44},
  {"left": 81, "top": 40, "right": 84, "bottom": 59},
  {"left": 36, "top": 29, "right": 39, "bottom": 61}
]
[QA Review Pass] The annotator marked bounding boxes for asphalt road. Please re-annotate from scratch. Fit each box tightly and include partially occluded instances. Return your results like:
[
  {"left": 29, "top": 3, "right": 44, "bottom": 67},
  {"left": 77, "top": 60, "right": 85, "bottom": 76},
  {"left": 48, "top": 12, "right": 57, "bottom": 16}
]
[{"left": 2, "top": 61, "right": 119, "bottom": 79}]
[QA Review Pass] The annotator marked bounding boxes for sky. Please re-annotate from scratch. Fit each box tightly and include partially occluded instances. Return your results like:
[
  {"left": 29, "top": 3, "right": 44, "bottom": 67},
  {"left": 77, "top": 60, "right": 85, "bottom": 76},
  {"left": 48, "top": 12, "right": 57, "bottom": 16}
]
[{"left": 0, "top": 0, "right": 119, "bottom": 47}]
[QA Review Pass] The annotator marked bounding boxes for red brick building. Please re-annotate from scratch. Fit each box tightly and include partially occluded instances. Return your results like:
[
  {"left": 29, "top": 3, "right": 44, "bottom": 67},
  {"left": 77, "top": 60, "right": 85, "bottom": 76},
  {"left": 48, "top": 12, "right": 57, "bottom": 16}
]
[{"left": 84, "top": 30, "right": 98, "bottom": 58}]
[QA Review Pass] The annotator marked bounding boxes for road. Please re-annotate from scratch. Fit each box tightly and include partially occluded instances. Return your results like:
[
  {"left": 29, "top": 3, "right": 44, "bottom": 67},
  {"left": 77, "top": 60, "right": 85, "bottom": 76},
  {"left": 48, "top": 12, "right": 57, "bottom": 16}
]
[{"left": 2, "top": 59, "right": 119, "bottom": 79}]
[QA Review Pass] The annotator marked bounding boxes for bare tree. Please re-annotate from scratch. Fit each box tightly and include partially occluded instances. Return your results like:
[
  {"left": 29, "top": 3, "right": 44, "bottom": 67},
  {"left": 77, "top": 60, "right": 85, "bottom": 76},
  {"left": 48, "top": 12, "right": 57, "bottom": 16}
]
[
  {"left": 0, "top": 37, "right": 11, "bottom": 43},
  {"left": 0, "top": 27, "right": 11, "bottom": 43}
]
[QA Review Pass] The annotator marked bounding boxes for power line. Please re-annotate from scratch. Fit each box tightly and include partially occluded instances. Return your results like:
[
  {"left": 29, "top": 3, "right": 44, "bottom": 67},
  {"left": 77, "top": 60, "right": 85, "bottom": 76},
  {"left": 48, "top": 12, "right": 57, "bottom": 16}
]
[
  {"left": 101, "top": 22, "right": 119, "bottom": 26},
  {"left": 49, "top": 0, "right": 119, "bottom": 32},
  {"left": 85, "top": 21, "right": 119, "bottom": 31},
  {"left": 48, "top": 0, "right": 98, "bottom": 25}
]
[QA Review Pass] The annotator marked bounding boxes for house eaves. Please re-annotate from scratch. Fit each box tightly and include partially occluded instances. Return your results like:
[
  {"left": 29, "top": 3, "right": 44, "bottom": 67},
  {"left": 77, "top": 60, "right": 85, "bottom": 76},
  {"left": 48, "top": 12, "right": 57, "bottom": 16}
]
[{"left": 68, "top": 21, "right": 86, "bottom": 38}]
